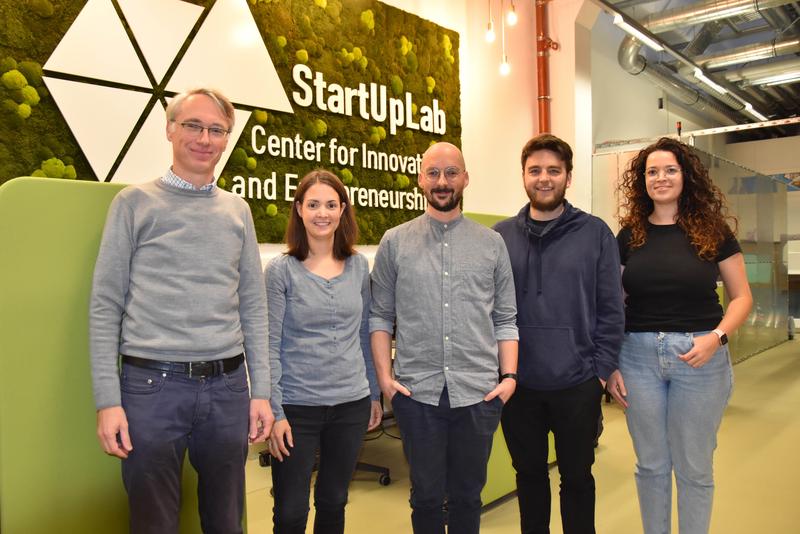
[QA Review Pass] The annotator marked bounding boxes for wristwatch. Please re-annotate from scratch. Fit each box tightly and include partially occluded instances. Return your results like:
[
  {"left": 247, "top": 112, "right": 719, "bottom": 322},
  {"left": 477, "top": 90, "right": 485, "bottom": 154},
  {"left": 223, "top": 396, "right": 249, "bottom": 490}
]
[
  {"left": 500, "top": 373, "right": 518, "bottom": 381},
  {"left": 712, "top": 329, "right": 728, "bottom": 346}
]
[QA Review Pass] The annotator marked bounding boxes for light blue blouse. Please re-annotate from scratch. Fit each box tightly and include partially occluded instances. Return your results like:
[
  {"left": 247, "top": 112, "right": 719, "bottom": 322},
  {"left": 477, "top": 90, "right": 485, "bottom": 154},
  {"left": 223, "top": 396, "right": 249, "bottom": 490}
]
[{"left": 265, "top": 253, "right": 379, "bottom": 421}]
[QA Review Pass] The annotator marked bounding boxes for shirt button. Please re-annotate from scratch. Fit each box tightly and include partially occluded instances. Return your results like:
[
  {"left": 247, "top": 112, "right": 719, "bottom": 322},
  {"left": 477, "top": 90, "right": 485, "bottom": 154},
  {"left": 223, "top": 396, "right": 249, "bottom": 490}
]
[
  {"left": 444, "top": 243, "right": 449, "bottom": 247},
  {"left": 445, "top": 336, "right": 449, "bottom": 341},
  {"left": 445, "top": 303, "right": 449, "bottom": 307},
  {"left": 444, "top": 224, "right": 448, "bottom": 228},
  {"left": 445, "top": 366, "right": 449, "bottom": 371},
  {"left": 444, "top": 271, "right": 449, "bottom": 276}
]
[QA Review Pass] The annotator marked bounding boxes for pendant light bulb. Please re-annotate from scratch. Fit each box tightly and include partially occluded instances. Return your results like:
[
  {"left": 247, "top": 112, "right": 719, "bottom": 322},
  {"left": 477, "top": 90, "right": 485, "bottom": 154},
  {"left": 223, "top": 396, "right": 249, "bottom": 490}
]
[
  {"left": 507, "top": 3, "right": 518, "bottom": 26},
  {"left": 486, "top": 20, "right": 496, "bottom": 43},
  {"left": 500, "top": 57, "right": 511, "bottom": 76}
]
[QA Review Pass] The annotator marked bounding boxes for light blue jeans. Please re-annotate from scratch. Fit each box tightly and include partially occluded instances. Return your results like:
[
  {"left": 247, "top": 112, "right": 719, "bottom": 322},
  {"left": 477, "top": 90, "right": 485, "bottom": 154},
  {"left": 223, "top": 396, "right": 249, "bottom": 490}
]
[{"left": 619, "top": 331, "right": 733, "bottom": 534}]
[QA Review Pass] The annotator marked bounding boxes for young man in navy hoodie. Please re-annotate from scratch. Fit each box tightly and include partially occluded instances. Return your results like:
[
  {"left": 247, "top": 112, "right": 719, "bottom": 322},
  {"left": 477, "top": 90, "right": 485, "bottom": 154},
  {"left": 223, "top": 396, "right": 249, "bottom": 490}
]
[{"left": 493, "top": 134, "right": 624, "bottom": 534}]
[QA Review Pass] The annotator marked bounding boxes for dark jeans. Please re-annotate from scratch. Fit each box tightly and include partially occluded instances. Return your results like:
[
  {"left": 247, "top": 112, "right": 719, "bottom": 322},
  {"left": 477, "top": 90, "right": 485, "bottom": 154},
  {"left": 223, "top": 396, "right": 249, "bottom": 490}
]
[
  {"left": 391, "top": 387, "right": 503, "bottom": 534},
  {"left": 120, "top": 362, "right": 250, "bottom": 534},
  {"left": 501, "top": 377, "right": 603, "bottom": 534},
  {"left": 270, "top": 396, "right": 371, "bottom": 534}
]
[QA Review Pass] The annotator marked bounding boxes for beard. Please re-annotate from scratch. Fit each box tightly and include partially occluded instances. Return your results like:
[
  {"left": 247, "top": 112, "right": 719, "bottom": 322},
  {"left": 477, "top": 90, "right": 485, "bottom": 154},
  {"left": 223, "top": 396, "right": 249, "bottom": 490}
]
[
  {"left": 527, "top": 184, "right": 567, "bottom": 212},
  {"left": 426, "top": 186, "right": 463, "bottom": 212}
]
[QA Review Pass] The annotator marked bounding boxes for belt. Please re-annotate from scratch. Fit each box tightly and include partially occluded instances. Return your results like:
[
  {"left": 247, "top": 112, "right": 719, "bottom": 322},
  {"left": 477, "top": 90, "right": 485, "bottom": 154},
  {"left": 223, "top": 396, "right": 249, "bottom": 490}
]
[{"left": 121, "top": 354, "right": 244, "bottom": 379}]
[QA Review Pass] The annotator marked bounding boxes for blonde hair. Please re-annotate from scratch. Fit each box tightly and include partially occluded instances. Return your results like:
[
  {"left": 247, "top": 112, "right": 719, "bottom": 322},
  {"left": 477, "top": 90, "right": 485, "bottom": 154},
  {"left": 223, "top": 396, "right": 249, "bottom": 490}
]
[{"left": 166, "top": 88, "right": 235, "bottom": 129}]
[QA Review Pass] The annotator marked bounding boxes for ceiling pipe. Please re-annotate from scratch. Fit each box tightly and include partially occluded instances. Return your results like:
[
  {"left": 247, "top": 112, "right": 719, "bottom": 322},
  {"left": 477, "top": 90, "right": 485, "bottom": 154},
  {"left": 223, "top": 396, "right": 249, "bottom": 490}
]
[
  {"left": 642, "top": 0, "right": 796, "bottom": 34},
  {"left": 617, "top": 35, "right": 739, "bottom": 124},
  {"left": 771, "top": 85, "right": 800, "bottom": 110},
  {"left": 618, "top": 28, "right": 750, "bottom": 117},
  {"left": 741, "top": 85, "right": 775, "bottom": 108},
  {"left": 769, "top": 5, "right": 796, "bottom": 27},
  {"left": 683, "top": 21, "right": 724, "bottom": 57},
  {"left": 693, "top": 37, "right": 800, "bottom": 69},
  {"left": 614, "top": 0, "right": 781, "bottom": 122},
  {"left": 723, "top": 56, "right": 800, "bottom": 84},
  {"left": 674, "top": 35, "right": 800, "bottom": 115},
  {"left": 536, "top": 0, "right": 558, "bottom": 133}
]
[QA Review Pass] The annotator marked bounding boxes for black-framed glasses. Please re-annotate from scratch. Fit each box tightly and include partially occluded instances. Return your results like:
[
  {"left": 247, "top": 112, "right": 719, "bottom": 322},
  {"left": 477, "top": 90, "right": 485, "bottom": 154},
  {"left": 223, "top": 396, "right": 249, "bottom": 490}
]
[
  {"left": 423, "top": 166, "right": 464, "bottom": 182},
  {"left": 174, "top": 121, "right": 231, "bottom": 139}
]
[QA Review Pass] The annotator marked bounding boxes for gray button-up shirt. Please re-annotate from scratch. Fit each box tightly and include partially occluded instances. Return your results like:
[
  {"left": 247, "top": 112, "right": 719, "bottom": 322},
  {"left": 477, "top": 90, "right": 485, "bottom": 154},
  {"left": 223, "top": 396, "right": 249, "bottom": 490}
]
[
  {"left": 369, "top": 213, "right": 518, "bottom": 408},
  {"left": 266, "top": 253, "right": 379, "bottom": 421}
]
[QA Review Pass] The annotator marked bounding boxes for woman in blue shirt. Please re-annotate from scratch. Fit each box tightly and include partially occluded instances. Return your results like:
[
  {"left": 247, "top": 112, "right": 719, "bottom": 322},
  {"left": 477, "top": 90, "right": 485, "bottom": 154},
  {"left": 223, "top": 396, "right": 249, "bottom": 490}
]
[{"left": 265, "top": 169, "right": 382, "bottom": 534}]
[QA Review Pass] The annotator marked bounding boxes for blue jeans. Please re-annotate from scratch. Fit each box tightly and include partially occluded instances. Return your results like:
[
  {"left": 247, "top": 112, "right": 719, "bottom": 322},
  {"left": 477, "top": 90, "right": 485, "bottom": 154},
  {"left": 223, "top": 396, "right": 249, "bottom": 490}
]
[
  {"left": 391, "top": 387, "right": 503, "bottom": 534},
  {"left": 120, "top": 362, "right": 250, "bottom": 534},
  {"left": 620, "top": 332, "right": 733, "bottom": 534},
  {"left": 270, "top": 397, "right": 371, "bottom": 534}
]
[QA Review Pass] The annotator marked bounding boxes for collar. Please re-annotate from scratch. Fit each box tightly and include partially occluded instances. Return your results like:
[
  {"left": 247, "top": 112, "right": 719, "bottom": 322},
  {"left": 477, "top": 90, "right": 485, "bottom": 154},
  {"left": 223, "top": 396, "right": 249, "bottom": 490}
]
[{"left": 161, "top": 168, "right": 216, "bottom": 192}]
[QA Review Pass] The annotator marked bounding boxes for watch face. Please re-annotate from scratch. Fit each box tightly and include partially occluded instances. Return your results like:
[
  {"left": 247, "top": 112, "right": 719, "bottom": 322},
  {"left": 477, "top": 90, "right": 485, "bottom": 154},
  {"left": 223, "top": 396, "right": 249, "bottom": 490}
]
[{"left": 720, "top": 333, "right": 728, "bottom": 345}]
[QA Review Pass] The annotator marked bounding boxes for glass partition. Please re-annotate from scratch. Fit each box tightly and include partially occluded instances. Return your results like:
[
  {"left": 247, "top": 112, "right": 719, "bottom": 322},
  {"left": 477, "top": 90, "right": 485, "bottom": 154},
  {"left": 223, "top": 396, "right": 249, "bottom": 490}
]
[{"left": 592, "top": 146, "right": 789, "bottom": 362}]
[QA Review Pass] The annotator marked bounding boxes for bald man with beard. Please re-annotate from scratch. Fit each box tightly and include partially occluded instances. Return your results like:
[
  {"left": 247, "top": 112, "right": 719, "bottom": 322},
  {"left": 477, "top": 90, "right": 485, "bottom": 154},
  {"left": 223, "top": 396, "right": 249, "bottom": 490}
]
[{"left": 370, "top": 142, "right": 519, "bottom": 534}]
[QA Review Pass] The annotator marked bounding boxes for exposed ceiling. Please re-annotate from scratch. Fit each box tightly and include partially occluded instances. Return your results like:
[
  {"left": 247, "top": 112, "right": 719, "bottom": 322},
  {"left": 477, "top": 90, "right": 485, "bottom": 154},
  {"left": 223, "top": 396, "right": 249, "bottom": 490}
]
[{"left": 607, "top": 0, "right": 800, "bottom": 141}]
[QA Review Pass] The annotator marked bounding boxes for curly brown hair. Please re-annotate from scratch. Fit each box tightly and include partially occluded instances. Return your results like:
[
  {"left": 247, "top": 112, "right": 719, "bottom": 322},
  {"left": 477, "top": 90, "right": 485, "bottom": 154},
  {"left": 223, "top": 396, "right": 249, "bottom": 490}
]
[{"left": 617, "top": 137, "right": 737, "bottom": 260}]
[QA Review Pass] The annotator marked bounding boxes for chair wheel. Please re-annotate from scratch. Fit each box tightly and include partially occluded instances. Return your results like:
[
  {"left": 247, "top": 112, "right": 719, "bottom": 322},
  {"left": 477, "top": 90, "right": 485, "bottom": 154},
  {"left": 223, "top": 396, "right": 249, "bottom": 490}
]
[{"left": 379, "top": 474, "right": 391, "bottom": 486}]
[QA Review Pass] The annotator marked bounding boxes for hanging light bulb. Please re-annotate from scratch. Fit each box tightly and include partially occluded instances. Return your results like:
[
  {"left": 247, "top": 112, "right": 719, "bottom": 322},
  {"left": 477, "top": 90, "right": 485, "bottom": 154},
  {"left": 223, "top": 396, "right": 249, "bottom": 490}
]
[
  {"left": 499, "top": 0, "right": 509, "bottom": 75},
  {"left": 500, "top": 55, "right": 511, "bottom": 76},
  {"left": 507, "top": 1, "right": 518, "bottom": 26},
  {"left": 485, "top": 0, "right": 496, "bottom": 43},
  {"left": 486, "top": 19, "right": 496, "bottom": 43}
]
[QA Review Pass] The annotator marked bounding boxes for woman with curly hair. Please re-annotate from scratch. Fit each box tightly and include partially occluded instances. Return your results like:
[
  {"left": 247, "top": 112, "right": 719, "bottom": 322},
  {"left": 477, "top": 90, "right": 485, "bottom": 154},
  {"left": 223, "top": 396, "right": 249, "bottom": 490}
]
[{"left": 606, "top": 137, "right": 752, "bottom": 534}]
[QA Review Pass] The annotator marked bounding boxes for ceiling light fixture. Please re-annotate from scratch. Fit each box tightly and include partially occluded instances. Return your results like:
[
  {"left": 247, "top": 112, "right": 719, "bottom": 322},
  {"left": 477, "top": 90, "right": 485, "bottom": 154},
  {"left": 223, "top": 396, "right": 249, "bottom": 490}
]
[
  {"left": 744, "top": 102, "right": 768, "bottom": 122},
  {"left": 507, "top": 0, "right": 518, "bottom": 26},
  {"left": 613, "top": 13, "right": 664, "bottom": 52},
  {"left": 694, "top": 68, "right": 728, "bottom": 95},
  {"left": 500, "top": 0, "right": 510, "bottom": 75},
  {"left": 500, "top": 54, "right": 511, "bottom": 76},
  {"left": 758, "top": 72, "right": 800, "bottom": 87},
  {"left": 486, "top": 0, "right": 496, "bottom": 43}
]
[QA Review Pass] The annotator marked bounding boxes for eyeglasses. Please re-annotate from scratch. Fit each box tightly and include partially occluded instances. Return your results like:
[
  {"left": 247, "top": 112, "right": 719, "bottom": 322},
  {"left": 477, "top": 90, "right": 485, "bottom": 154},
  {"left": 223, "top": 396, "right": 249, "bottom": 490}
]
[
  {"left": 645, "top": 166, "right": 681, "bottom": 179},
  {"left": 174, "top": 121, "right": 231, "bottom": 140},
  {"left": 423, "top": 166, "right": 464, "bottom": 182}
]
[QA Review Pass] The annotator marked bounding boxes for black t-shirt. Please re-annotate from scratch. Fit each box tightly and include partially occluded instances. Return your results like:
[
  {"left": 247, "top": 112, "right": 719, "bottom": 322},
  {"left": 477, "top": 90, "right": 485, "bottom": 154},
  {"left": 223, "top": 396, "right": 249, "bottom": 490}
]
[
  {"left": 526, "top": 215, "right": 552, "bottom": 237},
  {"left": 617, "top": 224, "right": 741, "bottom": 332}
]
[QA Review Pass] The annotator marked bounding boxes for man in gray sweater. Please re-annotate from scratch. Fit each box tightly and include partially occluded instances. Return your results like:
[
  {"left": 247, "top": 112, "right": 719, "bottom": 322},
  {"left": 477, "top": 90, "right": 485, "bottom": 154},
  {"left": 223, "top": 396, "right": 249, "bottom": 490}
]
[{"left": 90, "top": 88, "right": 273, "bottom": 533}]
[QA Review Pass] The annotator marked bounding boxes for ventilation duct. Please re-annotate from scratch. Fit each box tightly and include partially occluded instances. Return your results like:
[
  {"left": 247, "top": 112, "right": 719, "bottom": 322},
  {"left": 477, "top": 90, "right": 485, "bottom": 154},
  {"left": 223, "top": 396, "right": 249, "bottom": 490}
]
[
  {"left": 618, "top": 35, "right": 739, "bottom": 124},
  {"left": 724, "top": 57, "right": 800, "bottom": 85},
  {"left": 642, "top": 0, "right": 797, "bottom": 34},
  {"left": 695, "top": 37, "right": 800, "bottom": 70}
]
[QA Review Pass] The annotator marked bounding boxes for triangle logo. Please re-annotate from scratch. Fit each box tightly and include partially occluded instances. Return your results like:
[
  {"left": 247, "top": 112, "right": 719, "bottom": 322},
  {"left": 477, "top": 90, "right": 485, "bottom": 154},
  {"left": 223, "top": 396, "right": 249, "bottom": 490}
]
[
  {"left": 42, "top": 0, "right": 294, "bottom": 184},
  {"left": 117, "top": 0, "right": 204, "bottom": 85},
  {"left": 167, "top": 0, "right": 293, "bottom": 112}
]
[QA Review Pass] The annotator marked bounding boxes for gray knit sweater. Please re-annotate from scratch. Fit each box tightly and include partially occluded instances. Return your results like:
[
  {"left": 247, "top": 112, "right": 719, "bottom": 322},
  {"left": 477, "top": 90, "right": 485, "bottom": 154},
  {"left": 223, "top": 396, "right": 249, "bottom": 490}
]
[{"left": 89, "top": 179, "right": 269, "bottom": 409}]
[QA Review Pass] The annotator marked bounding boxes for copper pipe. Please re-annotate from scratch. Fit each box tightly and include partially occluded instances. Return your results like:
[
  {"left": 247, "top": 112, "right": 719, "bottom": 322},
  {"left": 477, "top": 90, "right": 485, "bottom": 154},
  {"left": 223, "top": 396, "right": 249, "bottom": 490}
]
[
  {"left": 536, "top": 0, "right": 558, "bottom": 133},
  {"left": 536, "top": 0, "right": 550, "bottom": 133}
]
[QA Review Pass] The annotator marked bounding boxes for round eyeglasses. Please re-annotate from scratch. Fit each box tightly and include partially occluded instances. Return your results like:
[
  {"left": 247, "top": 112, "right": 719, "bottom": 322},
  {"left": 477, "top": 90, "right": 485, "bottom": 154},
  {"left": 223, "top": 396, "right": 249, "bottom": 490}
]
[{"left": 423, "top": 166, "right": 464, "bottom": 182}]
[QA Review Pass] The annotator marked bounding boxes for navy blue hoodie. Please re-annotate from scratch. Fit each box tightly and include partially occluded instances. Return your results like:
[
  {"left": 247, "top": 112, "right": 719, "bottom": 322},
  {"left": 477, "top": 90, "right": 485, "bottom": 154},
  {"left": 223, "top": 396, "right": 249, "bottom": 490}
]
[{"left": 493, "top": 202, "right": 624, "bottom": 390}]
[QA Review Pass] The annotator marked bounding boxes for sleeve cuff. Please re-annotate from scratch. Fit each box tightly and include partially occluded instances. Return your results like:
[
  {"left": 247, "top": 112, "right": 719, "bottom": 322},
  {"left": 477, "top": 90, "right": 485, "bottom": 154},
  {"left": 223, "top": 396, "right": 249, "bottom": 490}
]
[
  {"left": 494, "top": 325, "right": 520, "bottom": 341},
  {"left": 369, "top": 318, "right": 394, "bottom": 334}
]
